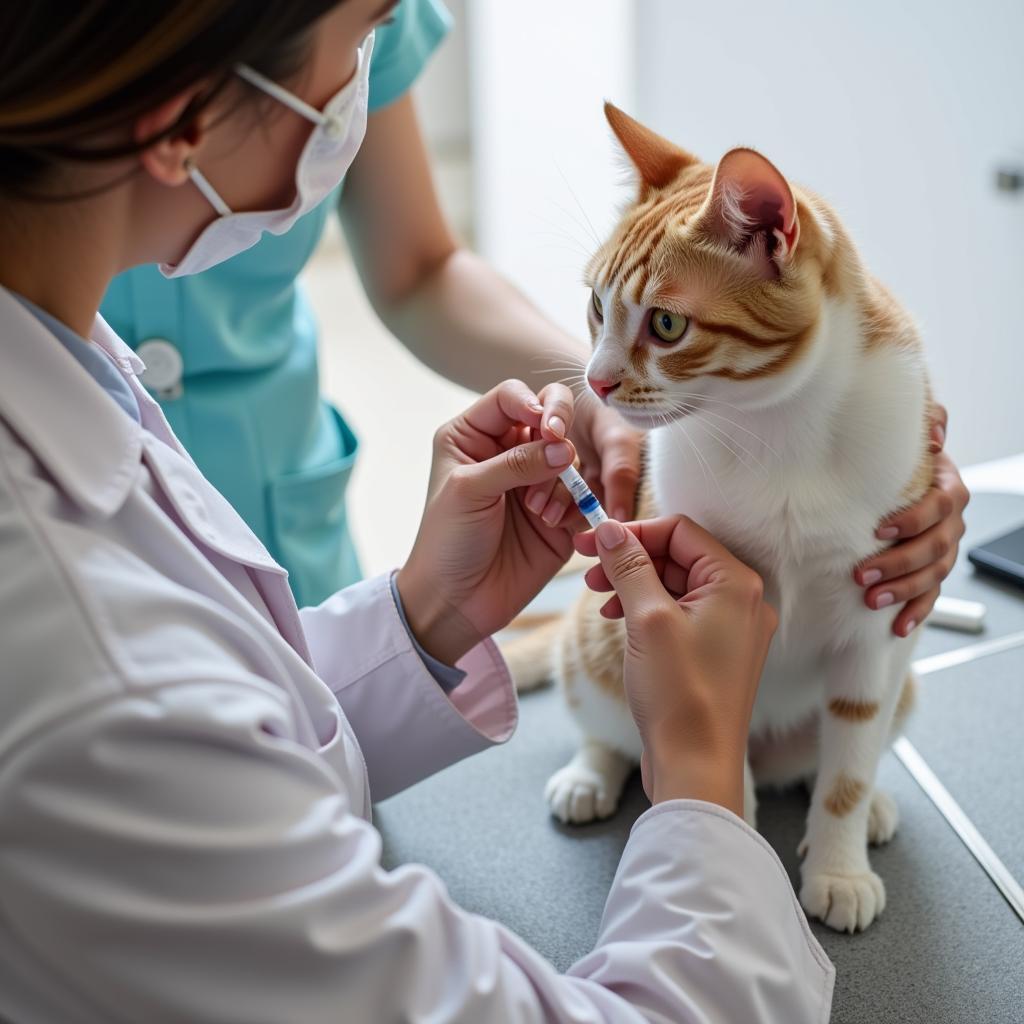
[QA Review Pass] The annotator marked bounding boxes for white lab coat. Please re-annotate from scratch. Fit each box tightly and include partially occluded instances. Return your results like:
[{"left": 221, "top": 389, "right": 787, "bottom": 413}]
[{"left": 0, "top": 286, "right": 834, "bottom": 1023}]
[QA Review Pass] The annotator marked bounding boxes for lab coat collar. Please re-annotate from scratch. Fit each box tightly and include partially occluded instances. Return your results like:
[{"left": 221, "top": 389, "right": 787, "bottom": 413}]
[{"left": 0, "top": 287, "right": 142, "bottom": 518}]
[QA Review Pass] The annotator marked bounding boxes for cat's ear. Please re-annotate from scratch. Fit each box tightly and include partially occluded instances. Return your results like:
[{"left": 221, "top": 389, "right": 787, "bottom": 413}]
[
  {"left": 604, "top": 102, "right": 699, "bottom": 193},
  {"left": 702, "top": 147, "right": 800, "bottom": 268}
]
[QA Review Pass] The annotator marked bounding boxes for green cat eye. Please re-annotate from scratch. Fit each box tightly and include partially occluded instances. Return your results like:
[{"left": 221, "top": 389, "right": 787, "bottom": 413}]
[
  {"left": 591, "top": 290, "right": 603, "bottom": 319},
  {"left": 650, "top": 309, "right": 688, "bottom": 343}
]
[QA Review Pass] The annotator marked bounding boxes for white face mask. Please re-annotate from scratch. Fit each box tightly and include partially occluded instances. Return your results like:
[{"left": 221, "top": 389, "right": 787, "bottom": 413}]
[{"left": 161, "top": 32, "right": 374, "bottom": 278}]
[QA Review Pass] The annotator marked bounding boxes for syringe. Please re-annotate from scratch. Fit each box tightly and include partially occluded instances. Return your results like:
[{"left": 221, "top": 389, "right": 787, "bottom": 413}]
[{"left": 558, "top": 466, "right": 610, "bottom": 528}]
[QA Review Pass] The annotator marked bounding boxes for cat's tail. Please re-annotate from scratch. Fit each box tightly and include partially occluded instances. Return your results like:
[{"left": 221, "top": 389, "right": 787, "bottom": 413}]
[{"left": 499, "top": 614, "right": 562, "bottom": 692}]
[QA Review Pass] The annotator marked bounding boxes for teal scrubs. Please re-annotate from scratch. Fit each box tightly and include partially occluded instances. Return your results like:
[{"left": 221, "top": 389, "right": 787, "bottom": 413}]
[{"left": 101, "top": 0, "right": 450, "bottom": 608}]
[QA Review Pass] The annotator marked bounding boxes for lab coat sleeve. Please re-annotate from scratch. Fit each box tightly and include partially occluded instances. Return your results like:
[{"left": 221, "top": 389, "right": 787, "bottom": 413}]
[
  {"left": 0, "top": 682, "right": 833, "bottom": 1024},
  {"left": 299, "top": 572, "right": 517, "bottom": 800}
]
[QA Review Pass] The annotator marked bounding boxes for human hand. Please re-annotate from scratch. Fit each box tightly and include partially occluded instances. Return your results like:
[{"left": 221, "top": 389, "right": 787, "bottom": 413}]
[
  {"left": 854, "top": 405, "right": 969, "bottom": 637},
  {"left": 574, "top": 516, "right": 777, "bottom": 816},
  {"left": 522, "top": 397, "right": 643, "bottom": 527},
  {"left": 396, "top": 380, "right": 580, "bottom": 667}
]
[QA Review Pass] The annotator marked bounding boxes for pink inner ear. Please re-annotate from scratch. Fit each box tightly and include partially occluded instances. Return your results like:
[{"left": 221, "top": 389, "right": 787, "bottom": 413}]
[{"left": 712, "top": 149, "right": 799, "bottom": 260}]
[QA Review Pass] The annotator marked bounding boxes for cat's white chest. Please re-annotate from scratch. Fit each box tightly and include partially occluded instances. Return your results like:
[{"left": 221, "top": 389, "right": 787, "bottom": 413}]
[{"left": 647, "top": 410, "right": 915, "bottom": 733}]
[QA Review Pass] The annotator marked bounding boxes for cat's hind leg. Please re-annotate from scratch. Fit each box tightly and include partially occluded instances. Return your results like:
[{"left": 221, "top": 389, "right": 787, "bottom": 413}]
[
  {"left": 867, "top": 672, "right": 916, "bottom": 846},
  {"left": 799, "top": 628, "right": 915, "bottom": 932}
]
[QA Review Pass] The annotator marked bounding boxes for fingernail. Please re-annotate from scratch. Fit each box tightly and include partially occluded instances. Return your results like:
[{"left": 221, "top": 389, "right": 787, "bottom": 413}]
[
  {"left": 526, "top": 492, "right": 546, "bottom": 515},
  {"left": 528, "top": 399, "right": 543, "bottom": 414},
  {"left": 545, "top": 442, "right": 572, "bottom": 467},
  {"left": 877, "top": 526, "right": 899, "bottom": 540},
  {"left": 932, "top": 423, "right": 945, "bottom": 448},
  {"left": 547, "top": 415, "right": 566, "bottom": 438},
  {"left": 596, "top": 519, "right": 626, "bottom": 548},
  {"left": 875, "top": 591, "right": 894, "bottom": 609},
  {"left": 542, "top": 499, "right": 567, "bottom": 526},
  {"left": 861, "top": 569, "right": 883, "bottom": 587},
  {"left": 903, "top": 619, "right": 917, "bottom": 635}
]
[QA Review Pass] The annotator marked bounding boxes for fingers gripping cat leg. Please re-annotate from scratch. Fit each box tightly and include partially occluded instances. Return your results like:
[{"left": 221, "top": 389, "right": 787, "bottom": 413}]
[
  {"left": 800, "top": 634, "right": 911, "bottom": 932},
  {"left": 545, "top": 741, "right": 633, "bottom": 824}
]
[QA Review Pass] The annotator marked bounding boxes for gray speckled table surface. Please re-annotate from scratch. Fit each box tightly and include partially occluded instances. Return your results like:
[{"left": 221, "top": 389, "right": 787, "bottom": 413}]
[{"left": 378, "top": 492, "right": 1024, "bottom": 1023}]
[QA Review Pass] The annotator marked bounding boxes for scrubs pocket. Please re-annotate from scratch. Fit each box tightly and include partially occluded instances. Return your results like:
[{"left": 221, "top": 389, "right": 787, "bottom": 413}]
[{"left": 267, "top": 405, "right": 362, "bottom": 608}]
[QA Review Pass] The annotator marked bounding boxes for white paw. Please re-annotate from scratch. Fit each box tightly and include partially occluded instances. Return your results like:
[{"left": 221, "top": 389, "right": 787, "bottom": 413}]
[
  {"left": 544, "top": 763, "right": 621, "bottom": 824},
  {"left": 868, "top": 789, "right": 899, "bottom": 846},
  {"left": 800, "top": 870, "right": 887, "bottom": 932}
]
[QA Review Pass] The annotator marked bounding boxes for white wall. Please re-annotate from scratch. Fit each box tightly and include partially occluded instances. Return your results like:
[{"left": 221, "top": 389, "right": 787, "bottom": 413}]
[
  {"left": 413, "top": 0, "right": 469, "bottom": 153},
  {"left": 633, "top": 0, "right": 1024, "bottom": 466},
  {"left": 467, "top": 0, "right": 635, "bottom": 337}
]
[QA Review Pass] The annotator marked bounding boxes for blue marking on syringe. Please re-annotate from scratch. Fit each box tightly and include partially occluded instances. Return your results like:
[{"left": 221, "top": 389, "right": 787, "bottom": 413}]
[{"left": 558, "top": 466, "right": 610, "bottom": 528}]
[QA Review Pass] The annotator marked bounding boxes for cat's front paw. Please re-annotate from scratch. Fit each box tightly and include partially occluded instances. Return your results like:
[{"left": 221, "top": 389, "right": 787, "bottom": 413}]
[
  {"left": 800, "top": 870, "right": 886, "bottom": 933},
  {"left": 868, "top": 788, "right": 899, "bottom": 846},
  {"left": 544, "top": 763, "right": 620, "bottom": 824}
]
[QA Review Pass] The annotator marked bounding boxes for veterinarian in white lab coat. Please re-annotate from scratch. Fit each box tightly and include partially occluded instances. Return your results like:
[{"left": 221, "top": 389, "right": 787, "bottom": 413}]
[{"left": 0, "top": 1, "right": 833, "bottom": 1021}]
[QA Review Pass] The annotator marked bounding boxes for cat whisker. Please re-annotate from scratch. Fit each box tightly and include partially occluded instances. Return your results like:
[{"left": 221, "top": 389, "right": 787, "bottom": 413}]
[
  {"left": 692, "top": 407, "right": 781, "bottom": 462},
  {"left": 665, "top": 400, "right": 770, "bottom": 477},
  {"left": 538, "top": 211, "right": 598, "bottom": 260},
  {"left": 527, "top": 347, "right": 589, "bottom": 364},
  {"left": 529, "top": 213, "right": 596, "bottom": 262},
  {"left": 529, "top": 237, "right": 596, "bottom": 263},
  {"left": 667, "top": 413, "right": 722, "bottom": 508},
  {"left": 684, "top": 407, "right": 768, "bottom": 477},
  {"left": 655, "top": 408, "right": 709, "bottom": 505},
  {"left": 665, "top": 395, "right": 780, "bottom": 462},
  {"left": 553, "top": 162, "right": 603, "bottom": 248},
  {"left": 670, "top": 391, "right": 749, "bottom": 414}
]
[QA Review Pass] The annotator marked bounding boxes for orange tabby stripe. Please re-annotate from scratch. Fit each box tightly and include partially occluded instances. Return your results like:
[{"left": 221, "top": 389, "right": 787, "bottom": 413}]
[
  {"left": 610, "top": 224, "right": 667, "bottom": 288},
  {"left": 609, "top": 184, "right": 707, "bottom": 283},
  {"left": 828, "top": 697, "right": 880, "bottom": 722},
  {"left": 709, "top": 322, "right": 816, "bottom": 380},
  {"left": 658, "top": 339, "right": 716, "bottom": 379},
  {"left": 824, "top": 774, "right": 866, "bottom": 817},
  {"left": 698, "top": 319, "right": 793, "bottom": 347},
  {"left": 606, "top": 211, "right": 657, "bottom": 281},
  {"left": 631, "top": 265, "right": 651, "bottom": 304},
  {"left": 610, "top": 223, "right": 667, "bottom": 285},
  {"left": 736, "top": 300, "right": 785, "bottom": 332},
  {"left": 608, "top": 182, "right": 698, "bottom": 282}
]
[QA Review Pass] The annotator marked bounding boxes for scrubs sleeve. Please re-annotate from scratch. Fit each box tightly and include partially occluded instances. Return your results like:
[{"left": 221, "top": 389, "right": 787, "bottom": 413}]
[
  {"left": 0, "top": 689, "right": 833, "bottom": 1023},
  {"left": 367, "top": 0, "right": 452, "bottom": 112},
  {"left": 300, "top": 572, "right": 518, "bottom": 800}
]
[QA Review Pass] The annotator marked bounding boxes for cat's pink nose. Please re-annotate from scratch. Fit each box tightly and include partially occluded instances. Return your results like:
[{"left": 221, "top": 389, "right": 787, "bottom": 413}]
[{"left": 588, "top": 377, "right": 621, "bottom": 401}]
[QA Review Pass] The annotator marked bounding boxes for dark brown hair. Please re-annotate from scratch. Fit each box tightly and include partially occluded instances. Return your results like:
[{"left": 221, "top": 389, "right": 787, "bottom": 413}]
[{"left": 0, "top": 0, "right": 345, "bottom": 195}]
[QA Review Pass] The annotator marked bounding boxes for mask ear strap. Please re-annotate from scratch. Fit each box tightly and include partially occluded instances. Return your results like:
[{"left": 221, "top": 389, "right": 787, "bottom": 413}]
[
  {"left": 235, "top": 64, "right": 330, "bottom": 128},
  {"left": 184, "top": 158, "right": 232, "bottom": 216}
]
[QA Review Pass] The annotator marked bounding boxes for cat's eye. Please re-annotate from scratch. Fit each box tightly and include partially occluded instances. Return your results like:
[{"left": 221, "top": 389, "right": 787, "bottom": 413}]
[
  {"left": 591, "top": 290, "right": 603, "bottom": 320},
  {"left": 650, "top": 309, "right": 688, "bottom": 343}
]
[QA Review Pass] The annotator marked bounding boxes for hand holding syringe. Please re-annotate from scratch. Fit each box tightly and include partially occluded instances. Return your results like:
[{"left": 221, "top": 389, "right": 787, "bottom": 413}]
[{"left": 557, "top": 466, "right": 610, "bottom": 528}]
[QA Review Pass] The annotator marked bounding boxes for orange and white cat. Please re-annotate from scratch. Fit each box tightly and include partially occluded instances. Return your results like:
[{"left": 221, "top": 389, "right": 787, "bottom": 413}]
[{"left": 509, "top": 104, "right": 932, "bottom": 933}]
